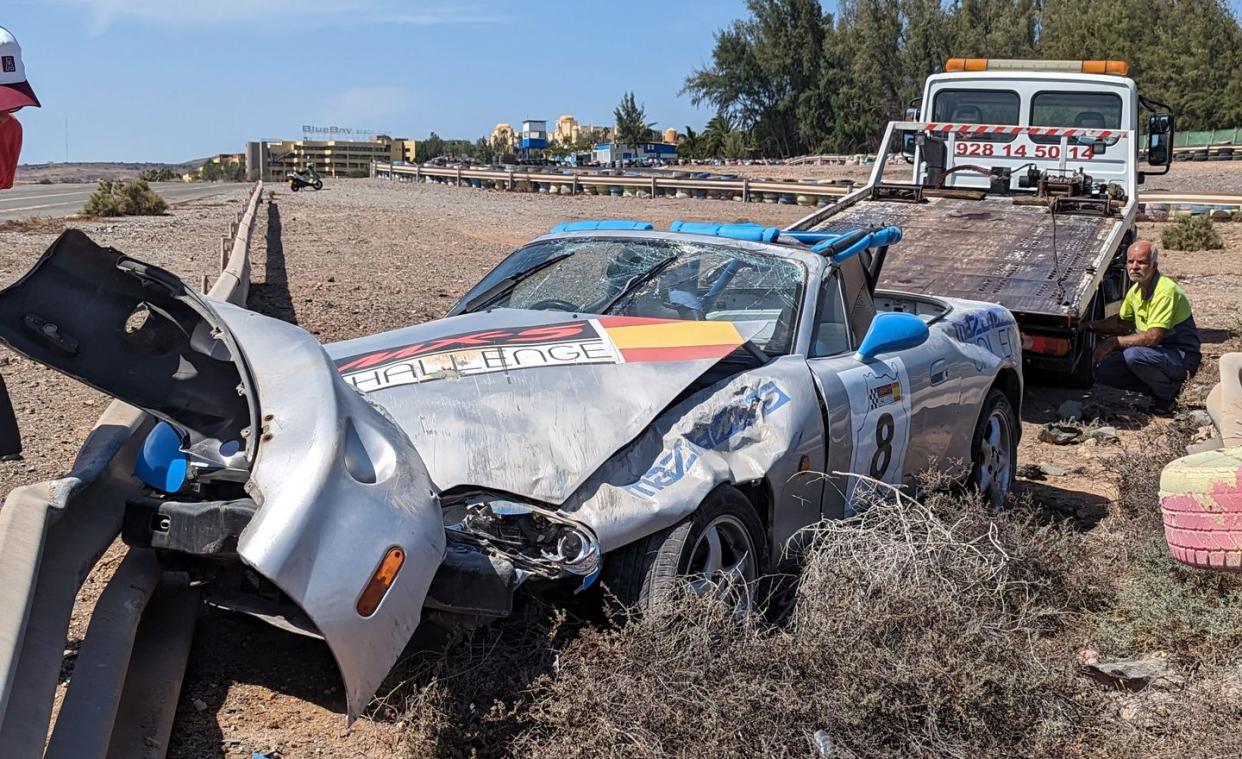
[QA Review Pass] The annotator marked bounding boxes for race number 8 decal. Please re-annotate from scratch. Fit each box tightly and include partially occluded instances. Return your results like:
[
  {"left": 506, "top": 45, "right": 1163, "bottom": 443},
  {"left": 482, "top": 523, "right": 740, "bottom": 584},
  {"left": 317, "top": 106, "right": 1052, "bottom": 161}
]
[
  {"left": 839, "top": 357, "right": 913, "bottom": 504},
  {"left": 870, "top": 412, "right": 895, "bottom": 478}
]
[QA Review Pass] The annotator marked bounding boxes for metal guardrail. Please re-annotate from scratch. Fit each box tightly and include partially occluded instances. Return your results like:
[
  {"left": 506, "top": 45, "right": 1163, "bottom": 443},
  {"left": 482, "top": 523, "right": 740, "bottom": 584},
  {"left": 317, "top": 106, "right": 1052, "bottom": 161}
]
[
  {"left": 0, "top": 181, "right": 264, "bottom": 759},
  {"left": 375, "top": 162, "right": 1242, "bottom": 217}
]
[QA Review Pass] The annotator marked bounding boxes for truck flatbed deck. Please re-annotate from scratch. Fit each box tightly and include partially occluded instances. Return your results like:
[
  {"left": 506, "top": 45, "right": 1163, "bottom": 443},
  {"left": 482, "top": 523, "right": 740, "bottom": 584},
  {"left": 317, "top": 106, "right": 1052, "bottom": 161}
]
[{"left": 807, "top": 194, "right": 1120, "bottom": 319}]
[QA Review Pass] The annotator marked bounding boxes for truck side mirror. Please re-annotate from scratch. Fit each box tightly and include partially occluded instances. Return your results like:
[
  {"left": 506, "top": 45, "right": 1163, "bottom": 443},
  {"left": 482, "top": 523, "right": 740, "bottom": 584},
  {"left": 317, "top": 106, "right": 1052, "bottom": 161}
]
[
  {"left": 900, "top": 131, "right": 916, "bottom": 160},
  {"left": 1146, "top": 113, "right": 1174, "bottom": 166}
]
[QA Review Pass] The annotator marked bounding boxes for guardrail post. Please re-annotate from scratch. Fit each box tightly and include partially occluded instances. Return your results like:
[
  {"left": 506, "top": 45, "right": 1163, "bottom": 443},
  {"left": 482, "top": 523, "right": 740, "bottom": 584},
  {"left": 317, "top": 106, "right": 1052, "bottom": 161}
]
[
  {"left": 651, "top": 177, "right": 657, "bottom": 199},
  {"left": 572, "top": 176, "right": 579, "bottom": 196},
  {"left": 220, "top": 237, "right": 229, "bottom": 271},
  {"left": 456, "top": 167, "right": 462, "bottom": 186},
  {"left": 742, "top": 179, "right": 750, "bottom": 203},
  {"left": 508, "top": 171, "right": 515, "bottom": 191},
  {"left": 415, "top": 165, "right": 422, "bottom": 183}
]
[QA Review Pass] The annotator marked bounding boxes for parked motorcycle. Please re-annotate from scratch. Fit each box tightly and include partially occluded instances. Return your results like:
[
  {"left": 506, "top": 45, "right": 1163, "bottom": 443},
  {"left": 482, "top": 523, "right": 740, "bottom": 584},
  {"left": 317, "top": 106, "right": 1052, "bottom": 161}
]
[{"left": 287, "top": 166, "right": 323, "bottom": 192}]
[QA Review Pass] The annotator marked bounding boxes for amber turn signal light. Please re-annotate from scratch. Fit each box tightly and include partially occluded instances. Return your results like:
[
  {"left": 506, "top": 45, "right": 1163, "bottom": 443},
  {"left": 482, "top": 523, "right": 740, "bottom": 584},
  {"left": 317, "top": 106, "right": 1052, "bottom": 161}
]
[{"left": 356, "top": 546, "right": 405, "bottom": 617}]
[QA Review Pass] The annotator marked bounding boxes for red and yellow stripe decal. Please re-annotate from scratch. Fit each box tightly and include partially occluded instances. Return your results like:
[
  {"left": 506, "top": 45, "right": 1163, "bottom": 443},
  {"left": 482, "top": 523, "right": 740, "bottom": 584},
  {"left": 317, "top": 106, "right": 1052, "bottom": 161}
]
[{"left": 597, "top": 316, "right": 748, "bottom": 363}]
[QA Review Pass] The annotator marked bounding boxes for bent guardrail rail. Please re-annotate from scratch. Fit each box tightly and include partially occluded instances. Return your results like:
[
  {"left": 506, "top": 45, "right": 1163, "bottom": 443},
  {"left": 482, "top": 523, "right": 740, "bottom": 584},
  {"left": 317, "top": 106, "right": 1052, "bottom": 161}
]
[
  {"left": 373, "top": 162, "right": 1242, "bottom": 218},
  {"left": 0, "top": 181, "right": 263, "bottom": 759}
]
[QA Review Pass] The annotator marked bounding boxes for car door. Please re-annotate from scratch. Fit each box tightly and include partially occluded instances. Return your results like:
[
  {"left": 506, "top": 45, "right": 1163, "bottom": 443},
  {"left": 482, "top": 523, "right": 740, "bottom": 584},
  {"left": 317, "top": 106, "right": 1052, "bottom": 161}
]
[{"left": 805, "top": 260, "right": 939, "bottom": 516}]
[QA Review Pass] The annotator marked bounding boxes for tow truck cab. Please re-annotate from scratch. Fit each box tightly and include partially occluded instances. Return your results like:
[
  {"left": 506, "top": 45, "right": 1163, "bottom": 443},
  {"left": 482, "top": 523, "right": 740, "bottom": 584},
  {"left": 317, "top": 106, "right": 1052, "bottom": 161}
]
[{"left": 914, "top": 58, "right": 1173, "bottom": 193}]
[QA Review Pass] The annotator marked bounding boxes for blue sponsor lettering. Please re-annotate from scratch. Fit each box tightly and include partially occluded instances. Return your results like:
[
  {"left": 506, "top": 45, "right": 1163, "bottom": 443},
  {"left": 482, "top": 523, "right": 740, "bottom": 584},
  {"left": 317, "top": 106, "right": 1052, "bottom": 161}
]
[
  {"left": 625, "top": 381, "right": 791, "bottom": 498},
  {"left": 951, "top": 307, "right": 1015, "bottom": 344}
]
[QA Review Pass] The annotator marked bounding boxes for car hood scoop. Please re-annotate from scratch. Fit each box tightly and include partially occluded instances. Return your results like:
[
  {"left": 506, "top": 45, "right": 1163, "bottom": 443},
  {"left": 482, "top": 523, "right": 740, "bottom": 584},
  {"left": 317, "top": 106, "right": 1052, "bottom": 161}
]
[{"left": 326, "top": 310, "right": 761, "bottom": 504}]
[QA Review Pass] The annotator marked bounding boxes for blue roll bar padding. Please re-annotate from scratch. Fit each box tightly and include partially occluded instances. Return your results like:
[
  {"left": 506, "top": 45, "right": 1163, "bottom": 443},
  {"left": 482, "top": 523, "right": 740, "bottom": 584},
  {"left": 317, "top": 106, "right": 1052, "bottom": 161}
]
[
  {"left": 811, "top": 225, "right": 903, "bottom": 262},
  {"left": 549, "top": 219, "right": 655, "bottom": 233},
  {"left": 669, "top": 221, "right": 781, "bottom": 243}
]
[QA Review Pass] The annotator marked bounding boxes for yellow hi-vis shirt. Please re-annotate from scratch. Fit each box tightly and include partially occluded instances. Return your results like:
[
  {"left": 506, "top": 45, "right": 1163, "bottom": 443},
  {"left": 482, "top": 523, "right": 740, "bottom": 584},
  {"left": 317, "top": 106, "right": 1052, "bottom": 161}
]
[{"left": 1119, "top": 272, "right": 1193, "bottom": 332}]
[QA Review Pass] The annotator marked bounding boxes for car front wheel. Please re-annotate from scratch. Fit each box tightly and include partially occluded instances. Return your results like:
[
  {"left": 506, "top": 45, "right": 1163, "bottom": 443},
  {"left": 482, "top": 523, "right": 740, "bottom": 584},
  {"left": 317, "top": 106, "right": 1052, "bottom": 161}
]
[
  {"left": 604, "top": 485, "right": 766, "bottom": 612},
  {"left": 971, "top": 388, "right": 1018, "bottom": 509}
]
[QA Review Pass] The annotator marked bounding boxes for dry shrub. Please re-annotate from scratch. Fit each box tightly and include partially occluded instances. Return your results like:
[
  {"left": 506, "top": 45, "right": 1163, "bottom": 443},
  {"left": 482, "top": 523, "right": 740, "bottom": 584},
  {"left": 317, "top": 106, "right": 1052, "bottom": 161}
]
[
  {"left": 1160, "top": 215, "right": 1223, "bottom": 251},
  {"left": 497, "top": 488, "right": 1112, "bottom": 758},
  {"left": 81, "top": 178, "right": 167, "bottom": 217},
  {"left": 0, "top": 216, "right": 66, "bottom": 233},
  {"left": 390, "top": 434, "right": 1242, "bottom": 757}
]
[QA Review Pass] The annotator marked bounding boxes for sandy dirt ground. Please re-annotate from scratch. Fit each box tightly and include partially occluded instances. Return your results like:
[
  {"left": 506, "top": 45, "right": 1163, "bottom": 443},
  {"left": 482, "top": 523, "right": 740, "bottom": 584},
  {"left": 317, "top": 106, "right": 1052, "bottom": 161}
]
[{"left": 0, "top": 166, "right": 1239, "bottom": 757}]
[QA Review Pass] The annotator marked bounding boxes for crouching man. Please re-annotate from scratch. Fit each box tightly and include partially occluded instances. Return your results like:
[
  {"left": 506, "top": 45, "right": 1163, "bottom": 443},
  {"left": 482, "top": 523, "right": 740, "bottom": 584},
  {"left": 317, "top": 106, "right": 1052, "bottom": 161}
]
[{"left": 1086, "top": 241, "right": 1201, "bottom": 416}]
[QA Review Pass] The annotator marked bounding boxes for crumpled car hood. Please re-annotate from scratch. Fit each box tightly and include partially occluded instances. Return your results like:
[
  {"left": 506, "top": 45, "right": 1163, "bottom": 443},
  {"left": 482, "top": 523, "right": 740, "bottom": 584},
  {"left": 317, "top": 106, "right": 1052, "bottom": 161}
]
[{"left": 326, "top": 310, "right": 759, "bottom": 504}]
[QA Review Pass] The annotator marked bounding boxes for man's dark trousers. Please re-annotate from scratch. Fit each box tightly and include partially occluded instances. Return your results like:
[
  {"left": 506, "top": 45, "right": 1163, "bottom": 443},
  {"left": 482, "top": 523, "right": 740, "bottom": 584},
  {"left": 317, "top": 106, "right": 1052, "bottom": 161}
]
[{"left": 1096, "top": 345, "right": 1200, "bottom": 402}]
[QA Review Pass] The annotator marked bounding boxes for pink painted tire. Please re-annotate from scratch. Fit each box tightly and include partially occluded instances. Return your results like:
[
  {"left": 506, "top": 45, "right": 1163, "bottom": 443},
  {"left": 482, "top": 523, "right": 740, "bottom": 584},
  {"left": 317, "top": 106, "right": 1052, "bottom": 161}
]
[{"left": 1159, "top": 447, "right": 1242, "bottom": 571}]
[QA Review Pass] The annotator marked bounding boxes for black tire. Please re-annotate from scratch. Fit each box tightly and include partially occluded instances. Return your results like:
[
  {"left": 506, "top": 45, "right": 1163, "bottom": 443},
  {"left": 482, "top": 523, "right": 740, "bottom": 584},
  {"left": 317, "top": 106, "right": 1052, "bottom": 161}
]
[
  {"left": 604, "top": 485, "right": 766, "bottom": 611},
  {"left": 971, "top": 388, "right": 1018, "bottom": 509},
  {"left": 313, "top": 180, "right": 323, "bottom": 190},
  {"left": 289, "top": 182, "right": 300, "bottom": 192},
  {"left": 1065, "top": 290, "right": 1106, "bottom": 388}
]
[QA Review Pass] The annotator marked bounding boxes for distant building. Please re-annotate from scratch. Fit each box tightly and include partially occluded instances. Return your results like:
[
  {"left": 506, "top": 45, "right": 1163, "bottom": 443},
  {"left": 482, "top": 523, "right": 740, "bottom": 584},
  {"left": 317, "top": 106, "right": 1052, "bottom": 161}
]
[
  {"left": 662, "top": 127, "right": 679, "bottom": 144},
  {"left": 259, "top": 135, "right": 415, "bottom": 180},
  {"left": 198, "top": 153, "right": 245, "bottom": 179},
  {"left": 491, "top": 123, "right": 517, "bottom": 151},
  {"left": 520, "top": 120, "right": 548, "bottom": 152},
  {"left": 593, "top": 142, "right": 678, "bottom": 165}
]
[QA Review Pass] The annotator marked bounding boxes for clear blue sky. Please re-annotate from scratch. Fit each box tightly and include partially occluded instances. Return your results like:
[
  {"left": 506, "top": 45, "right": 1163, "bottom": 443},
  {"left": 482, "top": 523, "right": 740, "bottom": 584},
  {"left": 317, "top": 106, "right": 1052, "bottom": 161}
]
[
  {"left": 5, "top": 0, "right": 759, "bottom": 164},
  {"left": 8, "top": 0, "right": 1241, "bottom": 164}
]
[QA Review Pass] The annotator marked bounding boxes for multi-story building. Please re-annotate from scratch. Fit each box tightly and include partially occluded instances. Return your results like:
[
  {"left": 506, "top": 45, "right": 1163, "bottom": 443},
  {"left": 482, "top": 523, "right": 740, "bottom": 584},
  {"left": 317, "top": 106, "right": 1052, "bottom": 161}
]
[
  {"left": 258, "top": 135, "right": 416, "bottom": 180},
  {"left": 491, "top": 123, "right": 517, "bottom": 151},
  {"left": 198, "top": 153, "right": 245, "bottom": 179}
]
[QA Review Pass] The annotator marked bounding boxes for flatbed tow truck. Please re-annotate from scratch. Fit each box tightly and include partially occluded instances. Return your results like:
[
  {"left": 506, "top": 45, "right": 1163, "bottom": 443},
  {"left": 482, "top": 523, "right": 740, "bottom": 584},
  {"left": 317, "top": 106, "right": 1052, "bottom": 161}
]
[{"left": 792, "top": 58, "right": 1176, "bottom": 385}]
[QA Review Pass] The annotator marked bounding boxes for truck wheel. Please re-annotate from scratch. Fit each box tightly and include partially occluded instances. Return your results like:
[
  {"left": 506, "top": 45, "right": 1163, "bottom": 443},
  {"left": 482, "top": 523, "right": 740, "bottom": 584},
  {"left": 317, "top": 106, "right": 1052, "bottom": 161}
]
[
  {"left": 971, "top": 389, "right": 1017, "bottom": 509},
  {"left": 604, "top": 485, "right": 766, "bottom": 613},
  {"left": 1065, "top": 291, "right": 1106, "bottom": 388}
]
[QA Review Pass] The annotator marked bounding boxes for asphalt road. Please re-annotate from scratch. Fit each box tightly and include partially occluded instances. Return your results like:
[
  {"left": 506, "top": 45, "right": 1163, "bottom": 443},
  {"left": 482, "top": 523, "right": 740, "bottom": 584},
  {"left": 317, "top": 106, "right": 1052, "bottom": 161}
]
[{"left": 0, "top": 182, "right": 247, "bottom": 220}]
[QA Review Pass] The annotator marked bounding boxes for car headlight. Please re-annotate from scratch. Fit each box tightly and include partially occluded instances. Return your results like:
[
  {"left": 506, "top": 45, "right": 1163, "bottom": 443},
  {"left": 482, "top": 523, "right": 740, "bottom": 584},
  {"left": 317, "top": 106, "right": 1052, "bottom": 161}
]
[{"left": 447, "top": 497, "right": 600, "bottom": 580}]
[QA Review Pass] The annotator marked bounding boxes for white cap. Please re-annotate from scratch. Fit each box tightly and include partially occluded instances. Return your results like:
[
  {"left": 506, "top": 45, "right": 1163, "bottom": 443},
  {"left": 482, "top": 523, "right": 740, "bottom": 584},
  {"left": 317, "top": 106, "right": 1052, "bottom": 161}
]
[{"left": 0, "top": 26, "right": 39, "bottom": 112}]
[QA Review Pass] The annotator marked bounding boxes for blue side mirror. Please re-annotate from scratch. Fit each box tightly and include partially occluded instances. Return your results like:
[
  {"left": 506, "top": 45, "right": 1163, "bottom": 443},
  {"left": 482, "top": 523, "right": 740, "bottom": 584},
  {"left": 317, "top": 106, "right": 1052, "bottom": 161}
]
[{"left": 856, "top": 312, "right": 929, "bottom": 361}]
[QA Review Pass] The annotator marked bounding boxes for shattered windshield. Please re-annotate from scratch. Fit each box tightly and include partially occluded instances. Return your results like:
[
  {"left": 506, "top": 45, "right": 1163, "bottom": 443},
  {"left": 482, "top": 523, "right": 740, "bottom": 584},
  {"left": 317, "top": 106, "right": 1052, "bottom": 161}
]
[{"left": 452, "top": 238, "right": 806, "bottom": 355}]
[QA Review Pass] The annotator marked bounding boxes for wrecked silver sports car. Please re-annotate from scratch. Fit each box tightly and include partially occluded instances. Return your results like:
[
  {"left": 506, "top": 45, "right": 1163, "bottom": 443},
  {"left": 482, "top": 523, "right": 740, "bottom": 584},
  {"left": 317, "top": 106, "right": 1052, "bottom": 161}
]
[{"left": 0, "top": 221, "right": 1021, "bottom": 719}]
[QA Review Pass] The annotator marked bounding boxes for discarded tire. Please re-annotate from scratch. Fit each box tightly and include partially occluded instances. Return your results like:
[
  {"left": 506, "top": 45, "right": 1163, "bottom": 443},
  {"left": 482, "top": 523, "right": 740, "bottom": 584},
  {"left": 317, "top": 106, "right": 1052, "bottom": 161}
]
[{"left": 1159, "top": 447, "right": 1242, "bottom": 571}]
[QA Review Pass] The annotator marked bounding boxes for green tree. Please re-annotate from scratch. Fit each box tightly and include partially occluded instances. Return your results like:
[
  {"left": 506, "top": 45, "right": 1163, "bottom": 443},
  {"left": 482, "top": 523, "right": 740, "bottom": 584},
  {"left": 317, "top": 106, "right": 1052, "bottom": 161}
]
[
  {"left": 614, "top": 91, "right": 656, "bottom": 149},
  {"left": 417, "top": 132, "right": 446, "bottom": 162},
  {"left": 702, "top": 113, "right": 738, "bottom": 158},
  {"left": 679, "top": 125, "right": 704, "bottom": 160},
  {"left": 683, "top": 0, "right": 833, "bottom": 157}
]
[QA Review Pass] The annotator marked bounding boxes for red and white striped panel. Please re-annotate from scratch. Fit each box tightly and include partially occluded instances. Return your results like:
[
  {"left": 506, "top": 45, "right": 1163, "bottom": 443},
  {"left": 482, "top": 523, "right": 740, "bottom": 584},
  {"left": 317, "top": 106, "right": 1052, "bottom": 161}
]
[{"left": 921, "top": 122, "right": 1128, "bottom": 140}]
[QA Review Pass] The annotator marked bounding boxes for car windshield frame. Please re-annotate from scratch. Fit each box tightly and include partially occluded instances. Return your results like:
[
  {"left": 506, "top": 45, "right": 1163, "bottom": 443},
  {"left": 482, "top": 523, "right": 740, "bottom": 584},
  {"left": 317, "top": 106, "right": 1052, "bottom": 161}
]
[{"left": 450, "top": 235, "right": 809, "bottom": 356}]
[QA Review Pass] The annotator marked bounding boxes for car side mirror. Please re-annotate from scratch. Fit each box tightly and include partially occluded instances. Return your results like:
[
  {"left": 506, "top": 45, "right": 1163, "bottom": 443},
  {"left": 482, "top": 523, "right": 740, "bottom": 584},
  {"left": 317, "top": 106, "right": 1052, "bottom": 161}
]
[
  {"left": 856, "top": 312, "right": 929, "bottom": 361},
  {"left": 1146, "top": 113, "right": 1174, "bottom": 166}
]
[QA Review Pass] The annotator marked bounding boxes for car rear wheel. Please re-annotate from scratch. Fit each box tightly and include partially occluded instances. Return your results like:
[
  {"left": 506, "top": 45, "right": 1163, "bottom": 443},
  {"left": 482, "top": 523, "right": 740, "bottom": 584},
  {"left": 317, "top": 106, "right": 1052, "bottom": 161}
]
[
  {"left": 604, "top": 485, "right": 765, "bottom": 613},
  {"left": 971, "top": 388, "right": 1017, "bottom": 509}
]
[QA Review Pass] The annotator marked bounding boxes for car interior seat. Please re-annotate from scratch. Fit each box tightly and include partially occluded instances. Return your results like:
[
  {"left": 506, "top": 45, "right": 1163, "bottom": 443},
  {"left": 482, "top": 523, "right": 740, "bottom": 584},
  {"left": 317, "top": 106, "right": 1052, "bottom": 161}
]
[
  {"left": 1074, "top": 111, "right": 1107, "bottom": 129},
  {"left": 950, "top": 105, "right": 983, "bottom": 124}
]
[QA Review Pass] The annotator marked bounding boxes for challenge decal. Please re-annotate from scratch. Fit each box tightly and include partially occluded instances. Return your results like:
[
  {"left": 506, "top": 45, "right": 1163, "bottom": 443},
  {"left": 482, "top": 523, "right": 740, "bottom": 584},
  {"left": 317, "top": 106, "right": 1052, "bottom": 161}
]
[
  {"left": 626, "top": 381, "right": 791, "bottom": 499},
  {"left": 340, "top": 321, "right": 621, "bottom": 393},
  {"left": 337, "top": 317, "right": 751, "bottom": 393}
]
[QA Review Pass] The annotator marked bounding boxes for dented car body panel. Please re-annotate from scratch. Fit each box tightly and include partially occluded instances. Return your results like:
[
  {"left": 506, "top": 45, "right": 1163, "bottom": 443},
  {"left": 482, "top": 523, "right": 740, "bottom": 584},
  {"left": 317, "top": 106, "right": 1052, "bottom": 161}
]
[{"left": 0, "top": 226, "right": 1021, "bottom": 720}]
